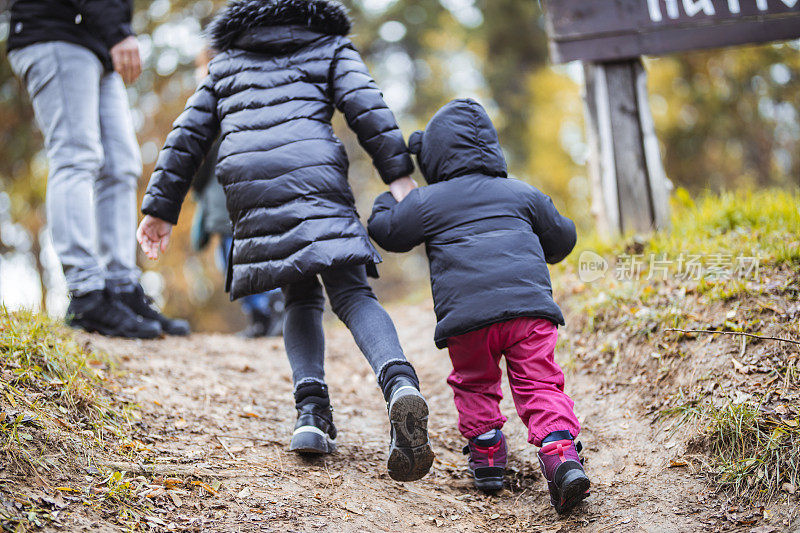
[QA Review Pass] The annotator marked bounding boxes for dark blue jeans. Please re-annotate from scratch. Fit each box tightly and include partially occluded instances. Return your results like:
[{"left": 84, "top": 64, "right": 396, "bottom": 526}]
[
  {"left": 282, "top": 264, "right": 407, "bottom": 388},
  {"left": 219, "top": 237, "right": 278, "bottom": 316}
]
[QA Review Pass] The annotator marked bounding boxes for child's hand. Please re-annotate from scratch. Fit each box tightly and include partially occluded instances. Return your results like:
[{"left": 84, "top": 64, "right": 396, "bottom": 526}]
[
  {"left": 389, "top": 176, "right": 417, "bottom": 202},
  {"left": 137, "top": 215, "right": 173, "bottom": 260}
]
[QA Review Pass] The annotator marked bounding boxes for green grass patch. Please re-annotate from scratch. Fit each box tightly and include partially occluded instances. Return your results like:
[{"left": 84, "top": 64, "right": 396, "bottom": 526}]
[
  {"left": 570, "top": 188, "right": 800, "bottom": 279},
  {"left": 564, "top": 188, "right": 800, "bottom": 502},
  {"left": 0, "top": 309, "right": 142, "bottom": 529},
  {"left": 660, "top": 394, "right": 800, "bottom": 501},
  {"left": 560, "top": 189, "right": 800, "bottom": 332}
]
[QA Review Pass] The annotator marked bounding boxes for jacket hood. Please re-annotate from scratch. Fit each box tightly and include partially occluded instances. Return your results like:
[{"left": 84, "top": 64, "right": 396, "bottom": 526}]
[
  {"left": 408, "top": 98, "right": 507, "bottom": 184},
  {"left": 208, "top": 0, "right": 351, "bottom": 51}
]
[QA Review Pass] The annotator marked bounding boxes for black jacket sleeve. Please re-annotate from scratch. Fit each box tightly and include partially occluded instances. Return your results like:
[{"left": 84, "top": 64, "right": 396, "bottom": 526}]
[
  {"left": 142, "top": 75, "right": 220, "bottom": 225},
  {"left": 368, "top": 190, "right": 427, "bottom": 253},
  {"left": 529, "top": 190, "right": 577, "bottom": 264},
  {"left": 70, "top": 0, "right": 134, "bottom": 48},
  {"left": 331, "top": 39, "right": 414, "bottom": 185}
]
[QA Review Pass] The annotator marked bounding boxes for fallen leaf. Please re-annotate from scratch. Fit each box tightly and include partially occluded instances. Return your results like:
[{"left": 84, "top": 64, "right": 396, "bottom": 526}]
[
  {"left": 669, "top": 459, "right": 688, "bottom": 467},
  {"left": 237, "top": 487, "right": 252, "bottom": 498},
  {"left": 782, "top": 482, "right": 796, "bottom": 494},
  {"left": 191, "top": 480, "right": 218, "bottom": 496},
  {"left": 146, "top": 488, "right": 166, "bottom": 498},
  {"left": 169, "top": 491, "right": 182, "bottom": 507}
]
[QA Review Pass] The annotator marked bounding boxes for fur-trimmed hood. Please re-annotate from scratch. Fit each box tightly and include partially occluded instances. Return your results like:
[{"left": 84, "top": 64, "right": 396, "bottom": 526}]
[{"left": 208, "top": 0, "right": 351, "bottom": 51}]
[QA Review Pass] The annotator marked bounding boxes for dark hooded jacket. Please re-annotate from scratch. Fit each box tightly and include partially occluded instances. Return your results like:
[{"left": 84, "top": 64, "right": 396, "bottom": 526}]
[
  {"left": 7, "top": 0, "right": 134, "bottom": 71},
  {"left": 141, "top": 0, "right": 414, "bottom": 299},
  {"left": 368, "top": 99, "right": 576, "bottom": 348}
]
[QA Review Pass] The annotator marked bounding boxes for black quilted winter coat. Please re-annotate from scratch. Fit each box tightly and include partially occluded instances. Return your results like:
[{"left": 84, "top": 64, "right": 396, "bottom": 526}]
[
  {"left": 141, "top": 0, "right": 414, "bottom": 299},
  {"left": 368, "top": 99, "right": 576, "bottom": 348},
  {"left": 8, "top": 0, "right": 135, "bottom": 71}
]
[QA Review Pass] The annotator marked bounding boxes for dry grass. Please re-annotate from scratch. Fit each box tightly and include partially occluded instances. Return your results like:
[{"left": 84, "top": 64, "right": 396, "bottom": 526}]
[
  {"left": 0, "top": 310, "right": 146, "bottom": 529},
  {"left": 561, "top": 189, "right": 800, "bottom": 502}
]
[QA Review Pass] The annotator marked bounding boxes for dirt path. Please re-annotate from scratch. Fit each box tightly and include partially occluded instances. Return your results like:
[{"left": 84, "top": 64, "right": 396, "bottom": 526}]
[{"left": 81, "top": 302, "right": 724, "bottom": 532}]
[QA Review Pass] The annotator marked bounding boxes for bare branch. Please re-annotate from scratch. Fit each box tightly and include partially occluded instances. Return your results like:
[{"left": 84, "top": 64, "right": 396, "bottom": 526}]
[{"left": 664, "top": 328, "right": 800, "bottom": 346}]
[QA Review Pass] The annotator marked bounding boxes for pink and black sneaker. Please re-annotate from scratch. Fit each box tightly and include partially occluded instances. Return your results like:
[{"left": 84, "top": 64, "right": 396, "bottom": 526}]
[
  {"left": 537, "top": 439, "right": 590, "bottom": 514},
  {"left": 463, "top": 429, "right": 507, "bottom": 492}
]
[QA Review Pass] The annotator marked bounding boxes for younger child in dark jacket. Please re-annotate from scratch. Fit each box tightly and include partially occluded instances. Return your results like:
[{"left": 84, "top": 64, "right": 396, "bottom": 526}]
[{"left": 368, "top": 99, "right": 589, "bottom": 512}]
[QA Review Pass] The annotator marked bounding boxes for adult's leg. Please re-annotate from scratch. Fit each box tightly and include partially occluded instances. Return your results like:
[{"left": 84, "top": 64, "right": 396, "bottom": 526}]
[
  {"left": 446, "top": 326, "right": 508, "bottom": 439},
  {"left": 98, "top": 79, "right": 192, "bottom": 335},
  {"left": 9, "top": 42, "right": 105, "bottom": 295},
  {"left": 320, "top": 264, "right": 408, "bottom": 382},
  {"left": 501, "top": 318, "right": 581, "bottom": 447},
  {"left": 282, "top": 276, "right": 326, "bottom": 386},
  {"left": 96, "top": 70, "right": 142, "bottom": 291}
]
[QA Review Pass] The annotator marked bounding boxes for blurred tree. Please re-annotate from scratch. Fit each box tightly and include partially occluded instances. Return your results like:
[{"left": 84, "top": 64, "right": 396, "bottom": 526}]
[{"left": 647, "top": 43, "right": 800, "bottom": 191}]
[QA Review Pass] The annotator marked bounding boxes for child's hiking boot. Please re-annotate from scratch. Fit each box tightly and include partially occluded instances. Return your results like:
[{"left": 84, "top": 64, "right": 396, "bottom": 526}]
[
  {"left": 381, "top": 364, "right": 434, "bottom": 482},
  {"left": 537, "top": 439, "right": 590, "bottom": 514},
  {"left": 463, "top": 429, "right": 507, "bottom": 492},
  {"left": 289, "top": 381, "right": 336, "bottom": 454}
]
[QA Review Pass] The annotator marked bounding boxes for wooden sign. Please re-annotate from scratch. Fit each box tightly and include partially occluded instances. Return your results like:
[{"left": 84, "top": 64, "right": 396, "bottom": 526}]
[{"left": 544, "top": 0, "right": 800, "bottom": 63}]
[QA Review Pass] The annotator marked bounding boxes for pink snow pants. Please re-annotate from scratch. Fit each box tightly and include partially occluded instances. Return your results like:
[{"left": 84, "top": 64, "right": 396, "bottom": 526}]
[{"left": 446, "top": 317, "right": 581, "bottom": 447}]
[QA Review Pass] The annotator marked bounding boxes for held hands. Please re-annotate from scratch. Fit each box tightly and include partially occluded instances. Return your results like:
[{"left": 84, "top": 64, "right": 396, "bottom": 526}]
[
  {"left": 389, "top": 176, "right": 417, "bottom": 202},
  {"left": 137, "top": 215, "right": 173, "bottom": 261},
  {"left": 110, "top": 36, "right": 142, "bottom": 84}
]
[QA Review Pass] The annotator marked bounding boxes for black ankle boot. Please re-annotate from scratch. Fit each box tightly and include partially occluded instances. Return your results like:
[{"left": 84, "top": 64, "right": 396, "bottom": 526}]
[
  {"left": 379, "top": 362, "right": 434, "bottom": 482},
  {"left": 289, "top": 381, "right": 336, "bottom": 455},
  {"left": 66, "top": 289, "right": 162, "bottom": 339},
  {"left": 115, "top": 283, "right": 191, "bottom": 336}
]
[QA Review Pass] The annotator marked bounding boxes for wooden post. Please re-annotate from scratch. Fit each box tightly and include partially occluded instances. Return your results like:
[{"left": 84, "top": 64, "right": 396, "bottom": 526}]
[{"left": 583, "top": 58, "right": 670, "bottom": 236}]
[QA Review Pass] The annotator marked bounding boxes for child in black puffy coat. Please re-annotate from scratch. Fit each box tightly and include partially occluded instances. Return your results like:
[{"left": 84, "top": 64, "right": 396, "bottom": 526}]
[
  {"left": 137, "top": 0, "right": 433, "bottom": 481},
  {"left": 369, "top": 99, "right": 589, "bottom": 511}
]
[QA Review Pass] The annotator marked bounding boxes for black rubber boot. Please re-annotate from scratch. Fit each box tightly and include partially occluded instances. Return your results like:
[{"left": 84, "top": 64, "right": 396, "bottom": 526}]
[
  {"left": 379, "top": 362, "right": 435, "bottom": 482},
  {"left": 115, "top": 283, "right": 191, "bottom": 336},
  {"left": 66, "top": 289, "right": 162, "bottom": 339},
  {"left": 289, "top": 381, "right": 336, "bottom": 455}
]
